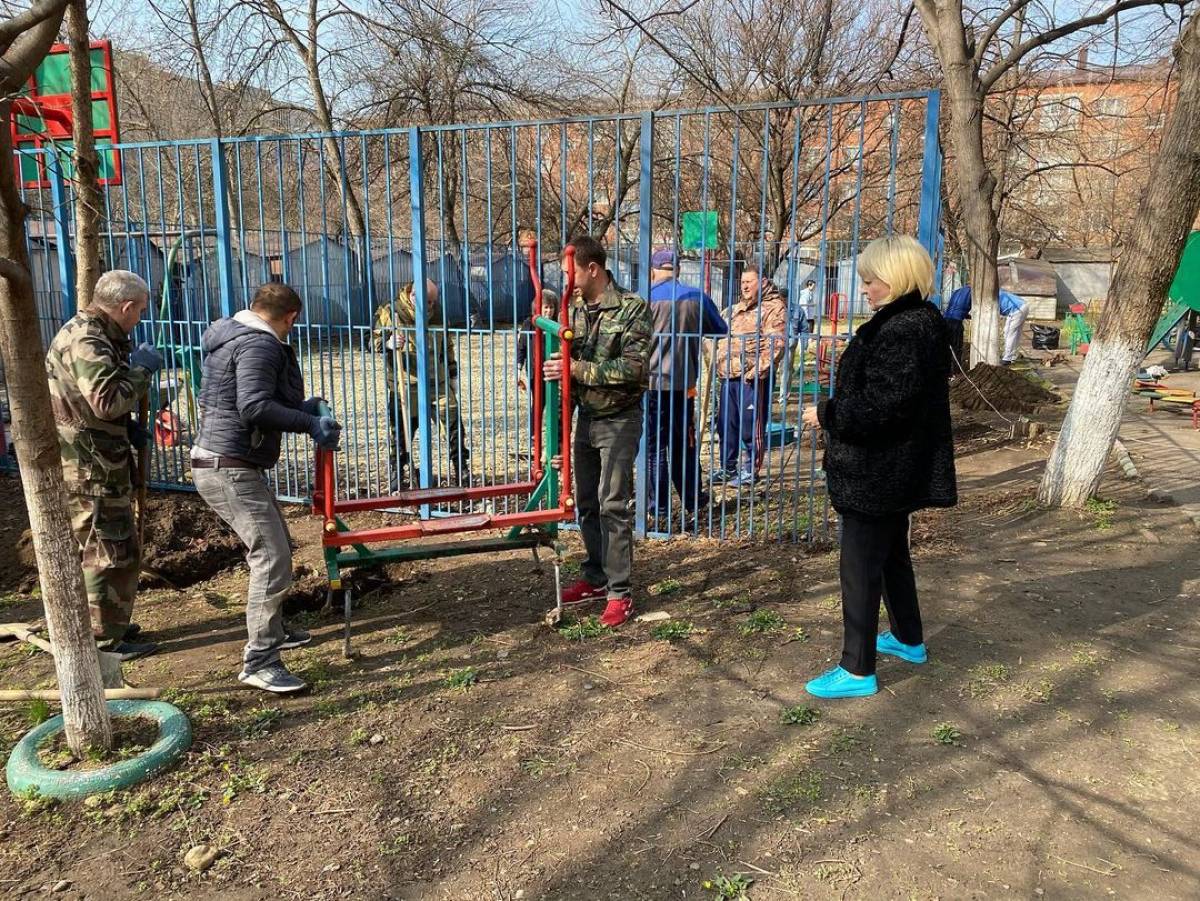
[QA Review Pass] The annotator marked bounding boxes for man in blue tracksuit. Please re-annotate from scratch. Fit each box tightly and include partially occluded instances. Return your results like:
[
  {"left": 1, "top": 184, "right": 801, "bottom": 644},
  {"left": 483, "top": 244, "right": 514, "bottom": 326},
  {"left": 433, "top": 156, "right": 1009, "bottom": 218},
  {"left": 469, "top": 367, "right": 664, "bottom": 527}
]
[
  {"left": 646, "top": 249, "right": 727, "bottom": 520},
  {"left": 944, "top": 284, "right": 971, "bottom": 369}
]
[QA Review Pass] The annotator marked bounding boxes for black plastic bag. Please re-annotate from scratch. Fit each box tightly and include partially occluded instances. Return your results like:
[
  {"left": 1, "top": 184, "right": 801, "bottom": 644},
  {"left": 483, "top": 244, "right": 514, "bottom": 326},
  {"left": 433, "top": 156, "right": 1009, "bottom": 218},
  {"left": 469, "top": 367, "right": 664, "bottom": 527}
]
[{"left": 1031, "top": 324, "right": 1060, "bottom": 350}]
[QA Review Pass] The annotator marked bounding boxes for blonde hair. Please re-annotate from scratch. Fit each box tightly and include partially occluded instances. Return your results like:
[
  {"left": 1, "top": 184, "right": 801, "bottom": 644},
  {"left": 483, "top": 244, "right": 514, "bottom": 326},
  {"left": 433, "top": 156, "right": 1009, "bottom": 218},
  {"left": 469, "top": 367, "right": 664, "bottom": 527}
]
[{"left": 857, "top": 236, "right": 934, "bottom": 303}]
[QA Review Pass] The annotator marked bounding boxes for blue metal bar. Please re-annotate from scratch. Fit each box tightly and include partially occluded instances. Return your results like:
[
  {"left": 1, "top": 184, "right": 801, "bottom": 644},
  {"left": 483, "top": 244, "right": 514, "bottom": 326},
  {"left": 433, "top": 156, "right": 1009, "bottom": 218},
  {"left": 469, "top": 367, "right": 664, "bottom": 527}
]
[
  {"left": 916, "top": 90, "right": 942, "bottom": 257},
  {"left": 634, "top": 110, "right": 654, "bottom": 539},
  {"left": 886, "top": 99, "right": 900, "bottom": 234},
  {"left": 408, "top": 127, "right": 434, "bottom": 515},
  {"left": 46, "top": 153, "right": 76, "bottom": 319},
  {"left": 209, "top": 139, "right": 236, "bottom": 318}
]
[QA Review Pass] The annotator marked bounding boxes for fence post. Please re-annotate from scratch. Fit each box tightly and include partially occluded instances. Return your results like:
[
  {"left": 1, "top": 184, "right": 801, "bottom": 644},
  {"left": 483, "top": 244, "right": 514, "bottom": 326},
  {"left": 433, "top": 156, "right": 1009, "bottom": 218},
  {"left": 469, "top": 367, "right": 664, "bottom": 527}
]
[
  {"left": 916, "top": 90, "right": 943, "bottom": 264},
  {"left": 210, "top": 139, "right": 236, "bottom": 318},
  {"left": 47, "top": 152, "right": 76, "bottom": 321},
  {"left": 408, "top": 127, "right": 434, "bottom": 514},
  {"left": 635, "top": 111, "right": 654, "bottom": 538}
]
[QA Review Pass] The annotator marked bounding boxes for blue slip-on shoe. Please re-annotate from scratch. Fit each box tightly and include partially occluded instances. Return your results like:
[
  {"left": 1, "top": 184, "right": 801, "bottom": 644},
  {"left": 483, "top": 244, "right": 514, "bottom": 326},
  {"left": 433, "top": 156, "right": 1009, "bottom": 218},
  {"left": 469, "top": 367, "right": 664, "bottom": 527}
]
[
  {"left": 876, "top": 631, "right": 928, "bottom": 664},
  {"left": 805, "top": 666, "right": 878, "bottom": 699}
]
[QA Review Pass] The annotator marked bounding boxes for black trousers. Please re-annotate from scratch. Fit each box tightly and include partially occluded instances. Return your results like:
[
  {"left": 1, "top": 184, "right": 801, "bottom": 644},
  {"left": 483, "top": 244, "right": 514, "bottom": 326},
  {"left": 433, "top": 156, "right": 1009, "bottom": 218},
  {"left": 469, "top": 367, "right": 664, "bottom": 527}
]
[
  {"left": 839, "top": 510, "right": 924, "bottom": 676},
  {"left": 946, "top": 319, "right": 965, "bottom": 371}
]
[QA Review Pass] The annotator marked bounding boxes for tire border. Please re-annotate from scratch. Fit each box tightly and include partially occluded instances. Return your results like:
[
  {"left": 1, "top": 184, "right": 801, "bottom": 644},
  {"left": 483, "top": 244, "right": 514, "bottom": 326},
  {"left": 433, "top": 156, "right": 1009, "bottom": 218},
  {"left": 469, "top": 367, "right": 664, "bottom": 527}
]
[{"left": 6, "top": 700, "right": 192, "bottom": 801}]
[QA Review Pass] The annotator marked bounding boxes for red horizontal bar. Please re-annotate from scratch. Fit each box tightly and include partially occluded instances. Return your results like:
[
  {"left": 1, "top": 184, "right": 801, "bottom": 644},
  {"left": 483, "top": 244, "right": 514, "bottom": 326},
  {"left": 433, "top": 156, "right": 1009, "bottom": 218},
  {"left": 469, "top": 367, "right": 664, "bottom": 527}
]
[
  {"left": 332, "top": 480, "right": 537, "bottom": 513},
  {"left": 322, "top": 508, "right": 570, "bottom": 547}
]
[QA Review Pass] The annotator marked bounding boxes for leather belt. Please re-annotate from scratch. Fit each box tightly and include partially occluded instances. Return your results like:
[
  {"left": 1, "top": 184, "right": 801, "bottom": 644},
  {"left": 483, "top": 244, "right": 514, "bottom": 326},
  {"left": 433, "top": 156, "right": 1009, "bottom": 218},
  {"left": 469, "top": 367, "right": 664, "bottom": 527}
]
[{"left": 190, "top": 455, "right": 260, "bottom": 470}]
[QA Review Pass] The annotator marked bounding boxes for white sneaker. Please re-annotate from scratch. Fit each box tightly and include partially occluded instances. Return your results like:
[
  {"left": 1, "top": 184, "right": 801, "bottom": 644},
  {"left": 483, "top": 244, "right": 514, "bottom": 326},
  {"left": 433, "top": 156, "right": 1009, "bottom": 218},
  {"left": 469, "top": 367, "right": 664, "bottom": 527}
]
[{"left": 238, "top": 662, "right": 307, "bottom": 694}]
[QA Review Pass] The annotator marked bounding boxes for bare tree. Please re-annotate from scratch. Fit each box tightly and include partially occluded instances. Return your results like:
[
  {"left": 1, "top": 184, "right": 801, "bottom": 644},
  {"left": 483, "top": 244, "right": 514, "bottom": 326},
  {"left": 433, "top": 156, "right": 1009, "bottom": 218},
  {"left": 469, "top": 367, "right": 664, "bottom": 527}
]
[
  {"left": 0, "top": 0, "right": 112, "bottom": 754},
  {"left": 1039, "top": 11, "right": 1200, "bottom": 507},
  {"left": 66, "top": 0, "right": 101, "bottom": 305},
  {"left": 913, "top": 0, "right": 1189, "bottom": 365}
]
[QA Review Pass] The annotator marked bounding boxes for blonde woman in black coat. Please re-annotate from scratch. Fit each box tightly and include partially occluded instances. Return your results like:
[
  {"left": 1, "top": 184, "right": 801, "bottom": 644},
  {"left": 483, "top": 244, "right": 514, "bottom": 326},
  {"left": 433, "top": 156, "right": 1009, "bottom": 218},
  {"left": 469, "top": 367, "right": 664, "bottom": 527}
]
[{"left": 800, "top": 236, "right": 957, "bottom": 699}]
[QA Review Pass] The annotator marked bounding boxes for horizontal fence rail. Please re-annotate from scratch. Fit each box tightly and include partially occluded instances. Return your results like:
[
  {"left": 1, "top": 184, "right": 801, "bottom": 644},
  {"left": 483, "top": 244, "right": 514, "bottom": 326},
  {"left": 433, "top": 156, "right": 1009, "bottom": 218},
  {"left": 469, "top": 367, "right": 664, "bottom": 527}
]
[{"left": 0, "top": 91, "right": 943, "bottom": 543}]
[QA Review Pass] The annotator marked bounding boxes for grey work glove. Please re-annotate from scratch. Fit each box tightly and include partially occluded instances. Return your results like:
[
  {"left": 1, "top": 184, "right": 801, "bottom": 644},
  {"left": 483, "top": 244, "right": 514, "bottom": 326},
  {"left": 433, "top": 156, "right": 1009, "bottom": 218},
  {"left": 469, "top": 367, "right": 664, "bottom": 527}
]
[
  {"left": 309, "top": 415, "right": 342, "bottom": 450},
  {"left": 130, "top": 342, "right": 164, "bottom": 374},
  {"left": 301, "top": 396, "right": 327, "bottom": 417}
]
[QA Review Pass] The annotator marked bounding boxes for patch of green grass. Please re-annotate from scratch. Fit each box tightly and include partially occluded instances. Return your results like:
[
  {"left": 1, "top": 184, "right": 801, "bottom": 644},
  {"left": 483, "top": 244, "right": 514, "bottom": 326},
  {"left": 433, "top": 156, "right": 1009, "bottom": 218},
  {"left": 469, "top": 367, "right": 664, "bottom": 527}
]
[
  {"left": 0, "top": 592, "right": 31, "bottom": 610},
  {"left": 822, "top": 594, "right": 841, "bottom": 610},
  {"left": 789, "top": 626, "right": 810, "bottom": 643},
  {"left": 380, "top": 833, "right": 410, "bottom": 856},
  {"left": 739, "top": 609, "right": 785, "bottom": 635},
  {"left": 1084, "top": 497, "right": 1117, "bottom": 530},
  {"left": 650, "top": 620, "right": 694, "bottom": 641},
  {"left": 383, "top": 628, "right": 412, "bottom": 646},
  {"left": 292, "top": 651, "right": 335, "bottom": 689},
  {"left": 236, "top": 705, "right": 283, "bottom": 739},
  {"left": 347, "top": 727, "right": 369, "bottom": 746},
  {"left": 828, "top": 728, "right": 865, "bottom": 755},
  {"left": 966, "top": 662, "right": 1012, "bottom": 698},
  {"left": 933, "top": 723, "right": 963, "bottom": 745},
  {"left": 24, "top": 699, "right": 52, "bottom": 727},
  {"left": 703, "top": 873, "right": 753, "bottom": 900},
  {"left": 560, "top": 558, "right": 581, "bottom": 576},
  {"left": 557, "top": 615, "right": 609, "bottom": 641},
  {"left": 780, "top": 704, "right": 820, "bottom": 726},
  {"left": 648, "top": 577, "right": 683, "bottom": 597},
  {"left": 443, "top": 667, "right": 479, "bottom": 691},
  {"left": 220, "top": 762, "right": 269, "bottom": 804},
  {"left": 763, "top": 770, "right": 823, "bottom": 811},
  {"left": 1021, "top": 678, "right": 1055, "bottom": 703}
]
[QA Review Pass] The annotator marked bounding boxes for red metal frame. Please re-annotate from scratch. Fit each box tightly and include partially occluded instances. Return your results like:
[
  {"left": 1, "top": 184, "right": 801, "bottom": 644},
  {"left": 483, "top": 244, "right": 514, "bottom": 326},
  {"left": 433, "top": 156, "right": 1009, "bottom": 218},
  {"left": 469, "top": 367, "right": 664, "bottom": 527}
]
[
  {"left": 314, "top": 241, "right": 579, "bottom": 551},
  {"left": 559, "top": 246, "right": 576, "bottom": 508},
  {"left": 11, "top": 40, "right": 122, "bottom": 189}
]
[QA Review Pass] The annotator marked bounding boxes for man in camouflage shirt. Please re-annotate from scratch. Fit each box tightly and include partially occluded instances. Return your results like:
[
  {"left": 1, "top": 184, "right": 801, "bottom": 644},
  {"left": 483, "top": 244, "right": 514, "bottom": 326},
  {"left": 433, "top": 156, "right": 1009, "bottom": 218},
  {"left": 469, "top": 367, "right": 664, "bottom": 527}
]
[
  {"left": 372, "top": 279, "right": 470, "bottom": 490},
  {"left": 45, "top": 270, "right": 164, "bottom": 661},
  {"left": 543, "top": 235, "right": 652, "bottom": 627}
]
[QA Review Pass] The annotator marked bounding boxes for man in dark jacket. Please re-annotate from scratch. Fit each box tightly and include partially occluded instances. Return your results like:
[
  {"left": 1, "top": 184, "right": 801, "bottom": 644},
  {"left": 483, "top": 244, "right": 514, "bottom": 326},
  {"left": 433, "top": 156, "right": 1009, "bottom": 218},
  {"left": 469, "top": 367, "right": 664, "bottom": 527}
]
[
  {"left": 191, "top": 283, "right": 342, "bottom": 693},
  {"left": 646, "top": 248, "right": 727, "bottom": 522}
]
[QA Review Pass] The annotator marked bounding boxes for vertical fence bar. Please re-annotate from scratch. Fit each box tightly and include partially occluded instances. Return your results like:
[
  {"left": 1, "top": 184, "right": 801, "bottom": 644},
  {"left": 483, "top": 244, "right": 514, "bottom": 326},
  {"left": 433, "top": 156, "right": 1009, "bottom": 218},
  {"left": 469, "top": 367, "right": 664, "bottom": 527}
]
[
  {"left": 635, "top": 111, "right": 654, "bottom": 538},
  {"left": 916, "top": 90, "right": 942, "bottom": 259},
  {"left": 47, "top": 153, "right": 76, "bottom": 319},
  {"left": 210, "top": 139, "right": 236, "bottom": 319},
  {"left": 408, "top": 127, "right": 434, "bottom": 515}
]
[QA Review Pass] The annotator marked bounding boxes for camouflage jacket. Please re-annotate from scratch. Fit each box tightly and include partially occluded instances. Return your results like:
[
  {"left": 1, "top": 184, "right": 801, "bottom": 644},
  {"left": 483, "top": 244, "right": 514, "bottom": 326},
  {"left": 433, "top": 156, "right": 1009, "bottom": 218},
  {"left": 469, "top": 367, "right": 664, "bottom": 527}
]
[
  {"left": 46, "top": 309, "right": 148, "bottom": 497},
  {"left": 713, "top": 280, "right": 788, "bottom": 380},
  {"left": 372, "top": 283, "right": 457, "bottom": 394},
  {"left": 568, "top": 278, "right": 652, "bottom": 418}
]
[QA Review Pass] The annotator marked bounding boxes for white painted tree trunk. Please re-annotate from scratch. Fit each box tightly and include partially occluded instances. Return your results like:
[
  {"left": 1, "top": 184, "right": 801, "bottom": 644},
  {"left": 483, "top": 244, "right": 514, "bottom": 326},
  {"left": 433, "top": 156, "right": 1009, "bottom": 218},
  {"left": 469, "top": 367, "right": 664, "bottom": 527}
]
[
  {"left": 1038, "top": 338, "right": 1145, "bottom": 507},
  {"left": 1039, "top": 12, "right": 1200, "bottom": 508}
]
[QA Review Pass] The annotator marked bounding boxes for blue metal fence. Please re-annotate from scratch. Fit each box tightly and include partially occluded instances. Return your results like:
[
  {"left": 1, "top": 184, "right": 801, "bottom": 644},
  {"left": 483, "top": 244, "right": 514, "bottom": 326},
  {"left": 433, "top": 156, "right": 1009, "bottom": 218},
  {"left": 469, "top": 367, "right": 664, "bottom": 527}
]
[{"left": 1, "top": 90, "right": 942, "bottom": 543}]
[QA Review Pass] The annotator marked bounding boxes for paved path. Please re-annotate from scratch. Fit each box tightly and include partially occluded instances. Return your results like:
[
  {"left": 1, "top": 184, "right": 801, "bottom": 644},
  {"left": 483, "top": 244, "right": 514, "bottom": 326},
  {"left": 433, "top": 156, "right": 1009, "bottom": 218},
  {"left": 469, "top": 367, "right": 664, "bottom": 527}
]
[{"left": 1120, "top": 354, "right": 1200, "bottom": 513}]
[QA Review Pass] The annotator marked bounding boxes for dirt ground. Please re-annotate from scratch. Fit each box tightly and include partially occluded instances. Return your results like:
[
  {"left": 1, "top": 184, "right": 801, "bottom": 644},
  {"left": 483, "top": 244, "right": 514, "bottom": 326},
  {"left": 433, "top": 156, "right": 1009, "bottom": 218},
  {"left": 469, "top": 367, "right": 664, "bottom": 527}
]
[{"left": 0, "top": 390, "right": 1198, "bottom": 900}]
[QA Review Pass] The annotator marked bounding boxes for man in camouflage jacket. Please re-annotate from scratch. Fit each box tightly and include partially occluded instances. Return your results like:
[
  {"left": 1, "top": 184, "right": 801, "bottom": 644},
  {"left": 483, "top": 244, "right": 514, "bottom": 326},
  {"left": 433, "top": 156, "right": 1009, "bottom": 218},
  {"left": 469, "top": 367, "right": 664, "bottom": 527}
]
[
  {"left": 372, "top": 279, "right": 470, "bottom": 489},
  {"left": 45, "top": 270, "right": 164, "bottom": 660},
  {"left": 543, "top": 236, "right": 652, "bottom": 627}
]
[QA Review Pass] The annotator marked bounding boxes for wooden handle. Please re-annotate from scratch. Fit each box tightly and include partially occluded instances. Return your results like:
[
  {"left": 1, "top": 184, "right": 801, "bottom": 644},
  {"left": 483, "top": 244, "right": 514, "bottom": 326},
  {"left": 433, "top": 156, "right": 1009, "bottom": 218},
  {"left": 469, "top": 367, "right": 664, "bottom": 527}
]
[{"left": 0, "top": 687, "right": 161, "bottom": 702}]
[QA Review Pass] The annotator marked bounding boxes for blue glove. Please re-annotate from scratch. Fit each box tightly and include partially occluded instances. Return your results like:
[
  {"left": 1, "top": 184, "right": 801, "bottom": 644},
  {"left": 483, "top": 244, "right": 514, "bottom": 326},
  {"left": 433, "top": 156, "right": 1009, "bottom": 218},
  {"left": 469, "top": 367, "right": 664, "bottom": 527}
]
[
  {"left": 309, "top": 415, "right": 342, "bottom": 450},
  {"left": 130, "top": 342, "right": 164, "bottom": 374},
  {"left": 301, "top": 396, "right": 327, "bottom": 417}
]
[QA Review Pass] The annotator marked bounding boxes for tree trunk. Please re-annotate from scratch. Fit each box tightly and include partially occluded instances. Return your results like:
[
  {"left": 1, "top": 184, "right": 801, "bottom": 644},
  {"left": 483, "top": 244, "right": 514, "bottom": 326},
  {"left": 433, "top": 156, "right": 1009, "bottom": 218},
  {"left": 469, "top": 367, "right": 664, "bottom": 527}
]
[
  {"left": 0, "top": 104, "right": 111, "bottom": 754},
  {"left": 1039, "top": 13, "right": 1200, "bottom": 508},
  {"left": 67, "top": 0, "right": 102, "bottom": 307}
]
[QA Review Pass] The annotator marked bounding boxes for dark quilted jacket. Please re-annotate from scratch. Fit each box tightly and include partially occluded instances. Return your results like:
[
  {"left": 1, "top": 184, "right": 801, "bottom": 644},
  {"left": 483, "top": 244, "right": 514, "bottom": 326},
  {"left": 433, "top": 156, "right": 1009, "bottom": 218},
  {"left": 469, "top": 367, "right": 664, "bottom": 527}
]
[
  {"left": 816, "top": 290, "right": 957, "bottom": 517},
  {"left": 195, "top": 316, "right": 313, "bottom": 468}
]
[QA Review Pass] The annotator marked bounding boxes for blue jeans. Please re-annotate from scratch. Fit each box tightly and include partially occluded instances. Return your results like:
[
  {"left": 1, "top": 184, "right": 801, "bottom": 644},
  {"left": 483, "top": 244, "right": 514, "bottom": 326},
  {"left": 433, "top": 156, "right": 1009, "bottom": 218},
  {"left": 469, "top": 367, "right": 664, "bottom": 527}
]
[{"left": 645, "top": 390, "right": 707, "bottom": 514}]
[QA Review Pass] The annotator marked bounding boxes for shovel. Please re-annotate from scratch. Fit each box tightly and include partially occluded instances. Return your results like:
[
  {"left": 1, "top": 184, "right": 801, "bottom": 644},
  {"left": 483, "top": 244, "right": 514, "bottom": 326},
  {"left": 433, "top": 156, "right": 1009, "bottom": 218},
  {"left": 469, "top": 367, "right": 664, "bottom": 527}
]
[{"left": 0, "top": 622, "right": 125, "bottom": 688}]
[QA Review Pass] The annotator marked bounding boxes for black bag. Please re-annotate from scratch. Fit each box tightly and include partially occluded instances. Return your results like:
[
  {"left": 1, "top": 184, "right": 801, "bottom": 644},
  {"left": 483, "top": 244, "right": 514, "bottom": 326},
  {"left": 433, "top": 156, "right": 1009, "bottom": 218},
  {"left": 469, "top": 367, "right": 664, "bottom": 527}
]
[{"left": 1031, "top": 324, "right": 1060, "bottom": 350}]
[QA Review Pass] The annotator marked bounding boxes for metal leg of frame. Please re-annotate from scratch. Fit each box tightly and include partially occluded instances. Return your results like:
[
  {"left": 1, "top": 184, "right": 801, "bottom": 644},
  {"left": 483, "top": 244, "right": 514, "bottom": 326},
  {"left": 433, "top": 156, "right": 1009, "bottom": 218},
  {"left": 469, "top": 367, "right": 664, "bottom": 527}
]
[{"left": 342, "top": 585, "right": 355, "bottom": 659}]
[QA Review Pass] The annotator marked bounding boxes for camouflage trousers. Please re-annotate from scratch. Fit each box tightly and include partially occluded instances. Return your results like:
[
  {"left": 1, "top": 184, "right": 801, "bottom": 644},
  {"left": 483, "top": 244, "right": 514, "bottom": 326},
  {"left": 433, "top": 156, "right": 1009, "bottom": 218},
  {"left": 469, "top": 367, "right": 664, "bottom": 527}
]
[{"left": 66, "top": 492, "right": 140, "bottom": 641}]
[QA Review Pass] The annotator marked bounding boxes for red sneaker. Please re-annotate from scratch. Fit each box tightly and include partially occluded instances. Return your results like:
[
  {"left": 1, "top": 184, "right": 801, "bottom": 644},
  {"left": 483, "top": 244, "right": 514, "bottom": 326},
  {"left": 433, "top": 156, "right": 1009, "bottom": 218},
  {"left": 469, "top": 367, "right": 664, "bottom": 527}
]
[
  {"left": 599, "top": 596, "right": 634, "bottom": 628},
  {"left": 560, "top": 579, "right": 607, "bottom": 608}
]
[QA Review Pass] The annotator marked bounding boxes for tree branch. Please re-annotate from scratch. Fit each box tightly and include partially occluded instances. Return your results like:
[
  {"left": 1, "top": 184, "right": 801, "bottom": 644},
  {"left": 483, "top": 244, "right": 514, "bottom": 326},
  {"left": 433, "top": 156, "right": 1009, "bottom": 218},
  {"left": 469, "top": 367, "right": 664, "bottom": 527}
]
[
  {"left": 0, "top": 0, "right": 69, "bottom": 53},
  {"left": 981, "top": 0, "right": 1189, "bottom": 93},
  {"left": 0, "top": 1, "right": 69, "bottom": 93}
]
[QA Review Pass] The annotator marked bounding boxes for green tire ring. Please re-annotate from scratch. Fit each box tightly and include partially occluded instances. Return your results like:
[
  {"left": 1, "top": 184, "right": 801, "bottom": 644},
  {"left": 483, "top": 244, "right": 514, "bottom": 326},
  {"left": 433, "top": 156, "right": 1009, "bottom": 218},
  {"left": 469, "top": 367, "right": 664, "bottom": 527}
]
[{"left": 6, "top": 700, "right": 191, "bottom": 801}]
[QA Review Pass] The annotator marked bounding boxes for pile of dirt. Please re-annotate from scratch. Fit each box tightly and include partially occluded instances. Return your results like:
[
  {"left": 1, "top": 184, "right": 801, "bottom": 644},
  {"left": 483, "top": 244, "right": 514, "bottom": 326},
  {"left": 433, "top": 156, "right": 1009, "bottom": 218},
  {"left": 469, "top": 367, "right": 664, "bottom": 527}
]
[
  {"left": 138, "top": 494, "right": 244, "bottom": 587},
  {"left": 950, "top": 363, "right": 1059, "bottom": 413},
  {"left": 15, "top": 492, "right": 245, "bottom": 591}
]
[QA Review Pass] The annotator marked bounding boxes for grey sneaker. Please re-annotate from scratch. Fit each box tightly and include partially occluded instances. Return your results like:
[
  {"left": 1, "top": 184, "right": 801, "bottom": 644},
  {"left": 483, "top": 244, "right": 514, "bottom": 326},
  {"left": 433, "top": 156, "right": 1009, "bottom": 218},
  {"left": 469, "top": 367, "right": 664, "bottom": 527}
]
[
  {"left": 238, "top": 662, "right": 307, "bottom": 694},
  {"left": 280, "top": 627, "right": 312, "bottom": 650}
]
